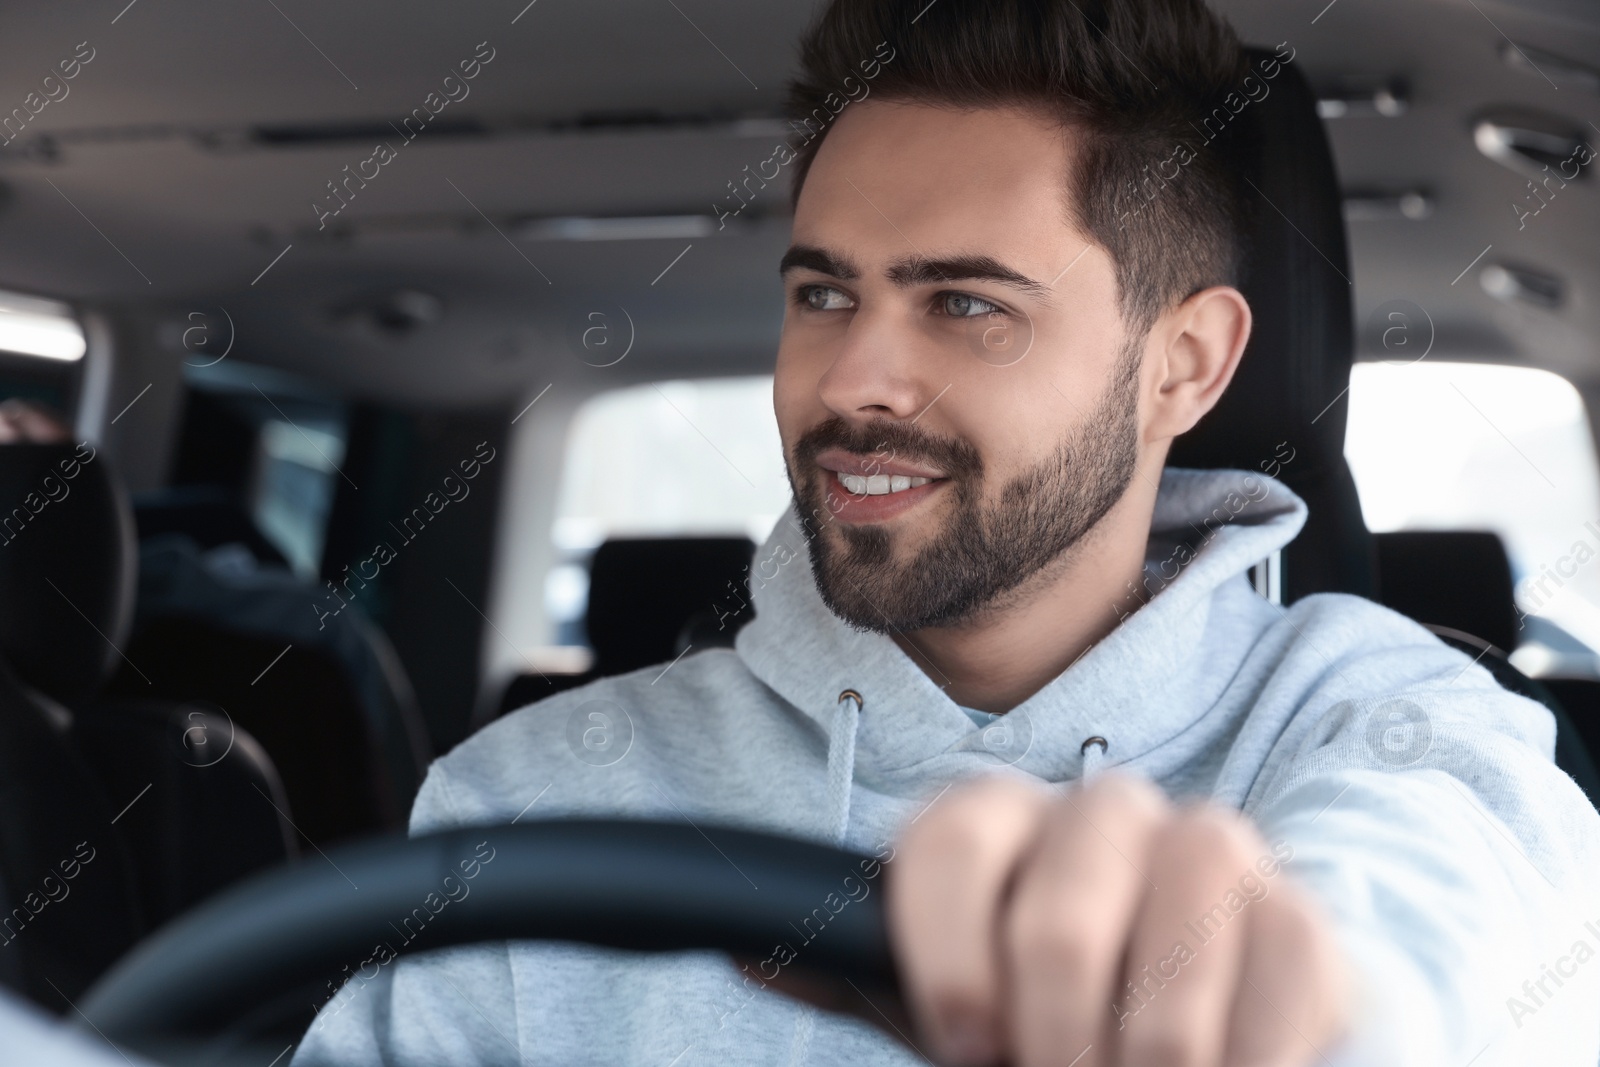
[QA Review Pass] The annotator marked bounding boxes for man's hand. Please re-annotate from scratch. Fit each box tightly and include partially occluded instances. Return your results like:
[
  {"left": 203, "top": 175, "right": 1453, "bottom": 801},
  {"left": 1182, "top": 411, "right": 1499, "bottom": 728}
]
[{"left": 886, "top": 773, "right": 1349, "bottom": 1067}]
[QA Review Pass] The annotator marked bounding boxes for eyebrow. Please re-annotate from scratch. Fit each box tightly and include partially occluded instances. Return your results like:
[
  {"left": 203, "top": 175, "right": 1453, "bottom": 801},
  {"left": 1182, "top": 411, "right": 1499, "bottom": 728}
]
[
  {"left": 779, "top": 244, "right": 859, "bottom": 279},
  {"left": 778, "top": 243, "right": 1056, "bottom": 305}
]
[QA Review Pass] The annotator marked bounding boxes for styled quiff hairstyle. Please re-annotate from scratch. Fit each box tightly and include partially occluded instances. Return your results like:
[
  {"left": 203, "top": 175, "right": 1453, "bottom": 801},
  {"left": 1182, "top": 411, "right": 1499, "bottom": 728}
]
[{"left": 785, "top": 0, "right": 1253, "bottom": 339}]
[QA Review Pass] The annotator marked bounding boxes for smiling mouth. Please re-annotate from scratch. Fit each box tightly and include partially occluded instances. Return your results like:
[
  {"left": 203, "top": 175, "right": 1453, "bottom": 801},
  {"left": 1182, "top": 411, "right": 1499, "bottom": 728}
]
[{"left": 833, "top": 471, "right": 938, "bottom": 496}]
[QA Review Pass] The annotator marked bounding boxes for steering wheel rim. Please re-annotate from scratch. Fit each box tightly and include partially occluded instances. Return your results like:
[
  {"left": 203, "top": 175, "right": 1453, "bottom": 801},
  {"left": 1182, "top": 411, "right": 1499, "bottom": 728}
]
[{"left": 79, "top": 819, "right": 898, "bottom": 1050}]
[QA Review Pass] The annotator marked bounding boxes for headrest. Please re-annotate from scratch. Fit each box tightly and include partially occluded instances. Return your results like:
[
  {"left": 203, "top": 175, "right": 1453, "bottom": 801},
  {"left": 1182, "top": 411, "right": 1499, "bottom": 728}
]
[
  {"left": 1168, "top": 47, "right": 1353, "bottom": 479},
  {"left": 1374, "top": 531, "right": 1518, "bottom": 653},
  {"left": 132, "top": 484, "right": 291, "bottom": 569},
  {"left": 585, "top": 537, "right": 756, "bottom": 674},
  {"left": 0, "top": 442, "right": 138, "bottom": 704},
  {"left": 1166, "top": 48, "right": 1375, "bottom": 601}
]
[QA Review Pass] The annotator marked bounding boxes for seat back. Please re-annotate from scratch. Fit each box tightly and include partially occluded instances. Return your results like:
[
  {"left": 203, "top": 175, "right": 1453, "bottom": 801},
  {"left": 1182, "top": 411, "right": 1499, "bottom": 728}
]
[
  {"left": 1428, "top": 627, "right": 1600, "bottom": 810},
  {"left": 1368, "top": 528, "right": 1600, "bottom": 805},
  {"left": 0, "top": 444, "right": 144, "bottom": 1004},
  {"left": 1374, "top": 531, "right": 1519, "bottom": 654},
  {"left": 1166, "top": 49, "right": 1376, "bottom": 602},
  {"left": 101, "top": 614, "right": 407, "bottom": 844},
  {"left": 495, "top": 536, "right": 757, "bottom": 720},
  {"left": 584, "top": 537, "right": 758, "bottom": 675},
  {"left": 111, "top": 531, "right": 434, "bottom": 830},
  {"left": 0, "top": 659, "right": 142, "bottom": 1006},
  {"left": 71, "top": 700, "right": 296, "bottom": 928},
  {"left": 0, "top": 442, "right": 299, "bottom": 1001},
  {"left": 0, "top": 443, "right": 136, "bottom": 705}
]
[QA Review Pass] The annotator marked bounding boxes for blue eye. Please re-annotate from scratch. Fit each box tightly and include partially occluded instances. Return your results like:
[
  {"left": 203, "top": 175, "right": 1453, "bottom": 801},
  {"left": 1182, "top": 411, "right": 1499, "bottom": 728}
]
[
  {"left": 941, "top": 292, "right": 1001, "bottom": 318},
  {"left": 800, "top": 285, "right": 854, "bottom": 311}
]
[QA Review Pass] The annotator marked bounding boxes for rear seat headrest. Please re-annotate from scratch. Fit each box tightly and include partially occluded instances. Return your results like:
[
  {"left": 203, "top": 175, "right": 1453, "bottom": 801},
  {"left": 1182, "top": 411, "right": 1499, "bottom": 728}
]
[{"left": 0, "top": 441, "right": 137, "bottom": 704}]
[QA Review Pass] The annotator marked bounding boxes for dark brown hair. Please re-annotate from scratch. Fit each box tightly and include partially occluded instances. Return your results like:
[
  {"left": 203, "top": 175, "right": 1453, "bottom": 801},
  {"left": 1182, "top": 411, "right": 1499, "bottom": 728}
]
[{"left": 785, "top": 0, "right": 1252, "bottom": 338}]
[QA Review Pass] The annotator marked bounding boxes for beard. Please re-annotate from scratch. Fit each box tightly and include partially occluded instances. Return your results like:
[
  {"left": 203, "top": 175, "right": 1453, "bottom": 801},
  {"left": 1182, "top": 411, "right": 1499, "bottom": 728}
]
[{"left": 786, "top": 338, "right": 1142, "bottom": 634}]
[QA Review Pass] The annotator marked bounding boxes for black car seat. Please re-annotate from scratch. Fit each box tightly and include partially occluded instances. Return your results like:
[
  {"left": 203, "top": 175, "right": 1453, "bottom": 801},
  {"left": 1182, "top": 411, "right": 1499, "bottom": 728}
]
[
  {"left": 100, "top": 528, "right": 433, "bottom": 845},
  {"left": 130, "top": 483, "right": 294, "bottom": 569},
  {"left": 495, "top": 537, "right": 757, "bottom": 720},
  {"left": 0, "top": 442, "right": 295, "bottom": 1007},
  {"left": 1374, "top": 531, "right": 1519, "bottom": 653},
  {"left": 1370, "top": 530, "right": 1600, "bottom": 805},
  {"left": 1166, "top": 48, "right": 1375, "bottom": 603},
  {"left": 1161, "top": 50, "right": 1600, "bottom": 803}
]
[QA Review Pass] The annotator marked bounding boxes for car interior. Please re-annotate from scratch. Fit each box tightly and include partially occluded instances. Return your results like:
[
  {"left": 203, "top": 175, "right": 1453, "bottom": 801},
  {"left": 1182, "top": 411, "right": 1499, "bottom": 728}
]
[{"left": 0, "top": 0, "right": 1597, "bottom": 1063}]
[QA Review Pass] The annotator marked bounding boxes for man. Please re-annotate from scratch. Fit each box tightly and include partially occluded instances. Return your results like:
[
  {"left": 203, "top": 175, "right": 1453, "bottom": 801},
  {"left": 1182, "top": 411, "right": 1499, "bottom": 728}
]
[{"left": 294, "top": 0, "right": 1600, "bottom": 1064}]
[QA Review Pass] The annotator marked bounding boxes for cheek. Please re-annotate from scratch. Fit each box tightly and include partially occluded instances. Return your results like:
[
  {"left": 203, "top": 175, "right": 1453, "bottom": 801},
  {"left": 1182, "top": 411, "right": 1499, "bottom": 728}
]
[{"left": 771, "top": 345, "right": 814, "bottom": 449}]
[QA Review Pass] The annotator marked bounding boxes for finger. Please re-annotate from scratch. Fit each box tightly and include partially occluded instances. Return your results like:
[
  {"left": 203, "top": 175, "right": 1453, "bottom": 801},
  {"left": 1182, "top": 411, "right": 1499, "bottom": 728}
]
[
  {"left": 1111, "top": 807, "right": 1260, "bottom": 1067},
  {"left": 887, "top": 774, "right": 1052, "bottom": 1065},
  {"left": 1222, "top": 878, "right": 1349, "bottom": 1067},
  {"left": 1004, "top": 772, "right": 1170, "bottom": 1067}
]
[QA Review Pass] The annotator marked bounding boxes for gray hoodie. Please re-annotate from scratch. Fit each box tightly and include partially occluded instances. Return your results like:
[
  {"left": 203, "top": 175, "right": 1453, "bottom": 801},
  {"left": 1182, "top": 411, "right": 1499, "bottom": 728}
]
[{"left": 292, "top": 467, "right": 1600, "bottom": 1067}]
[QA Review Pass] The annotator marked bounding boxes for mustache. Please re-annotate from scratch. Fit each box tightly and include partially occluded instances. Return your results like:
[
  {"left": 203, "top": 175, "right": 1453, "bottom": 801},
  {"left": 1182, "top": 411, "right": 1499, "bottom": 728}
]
[{"left": 793, "top": 416, "right": 983, "bottom": 480}]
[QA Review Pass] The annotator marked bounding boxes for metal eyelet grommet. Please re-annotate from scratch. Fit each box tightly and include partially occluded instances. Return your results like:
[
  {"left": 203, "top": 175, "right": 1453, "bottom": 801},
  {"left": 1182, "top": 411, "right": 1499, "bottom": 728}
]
[
  {"left": 1080, "top": 736, "right": 1108, "bottom": 755},
  {"left": 837, "top": 689, "right": 864, "bottom": 712}
]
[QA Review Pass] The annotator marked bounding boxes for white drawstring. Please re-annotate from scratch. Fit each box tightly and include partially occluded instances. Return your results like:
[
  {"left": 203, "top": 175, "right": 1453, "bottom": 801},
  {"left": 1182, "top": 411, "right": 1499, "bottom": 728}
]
[
  {"left": 1080, "top": 735, "right": 1108, "bottom": 781},
  {"left": 824, "top": 690, "right": 863, "bottom": 843}
]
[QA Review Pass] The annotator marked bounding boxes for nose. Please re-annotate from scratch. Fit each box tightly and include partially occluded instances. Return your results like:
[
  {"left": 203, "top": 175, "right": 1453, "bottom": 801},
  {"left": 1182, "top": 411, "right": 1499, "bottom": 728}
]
[{"left": 815, "top": 304, "right": 938, "bottom": 425}]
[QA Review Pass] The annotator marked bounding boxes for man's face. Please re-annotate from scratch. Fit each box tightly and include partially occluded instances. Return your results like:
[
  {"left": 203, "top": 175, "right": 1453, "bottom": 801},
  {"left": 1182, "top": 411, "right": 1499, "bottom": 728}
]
[{"left": 775, "top": 100, "right": 1148, "bottom": 633}]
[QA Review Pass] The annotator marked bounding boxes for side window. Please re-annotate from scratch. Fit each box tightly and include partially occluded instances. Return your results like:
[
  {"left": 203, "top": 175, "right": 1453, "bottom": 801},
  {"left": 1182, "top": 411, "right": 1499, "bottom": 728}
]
[
  {"left": 547, "top": 376, "right": 792, "bottom": 650},
  {"left": 167, "top": 364, "right": 347, "bottom": 580},
  {"left": 0, "top": 289, "right": 87, "bottom": 424},
  {"left": 252, "top": 418, "right": 347, "bottom": 578},
  {"left": 1344, "top": 360, "right": 1600, "bottom": 663}
]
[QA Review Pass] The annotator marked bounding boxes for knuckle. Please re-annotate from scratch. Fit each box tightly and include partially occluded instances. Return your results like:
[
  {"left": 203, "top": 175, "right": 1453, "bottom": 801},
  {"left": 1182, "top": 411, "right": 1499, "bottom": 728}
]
[
  {"left": 1063, "top": 776, "right": 1168, "bottom": 851},
  {"left": 910, "top": 776, "right": 1043, "bottom": 861},
  {"left": 920, "top": 980, "right": 993, "bottom": 1029},
  {"left": 1165, "top": 805, "right": 1255, "bottom": 865},
  {"left": 1005, "top": 904, "right": 1106, "bottom": 982},
  {"left": 1264, "top": 883, "right": 1325, "bottom": 952},
  {"left": 1123, "top": 1026, "right": 1206, "bottom": 1067}
]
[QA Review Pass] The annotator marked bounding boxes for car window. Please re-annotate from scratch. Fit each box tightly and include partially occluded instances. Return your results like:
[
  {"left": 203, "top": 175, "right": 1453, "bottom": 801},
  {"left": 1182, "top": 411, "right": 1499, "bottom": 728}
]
[
  {"left": 1344, "top": 360, "right": 1600, "bottom": 660},
  {"left": 253, "top": 418, "right": 347, "bottom": 578},
  {"left": 544, "top": 376, "right": 789, "bottom": 648}
]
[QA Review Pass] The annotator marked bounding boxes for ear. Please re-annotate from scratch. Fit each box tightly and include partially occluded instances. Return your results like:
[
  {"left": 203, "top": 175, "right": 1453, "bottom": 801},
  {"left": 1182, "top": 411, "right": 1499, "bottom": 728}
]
[{"left": 1142, "top": 286, "right": 1251, "bottom": 443}]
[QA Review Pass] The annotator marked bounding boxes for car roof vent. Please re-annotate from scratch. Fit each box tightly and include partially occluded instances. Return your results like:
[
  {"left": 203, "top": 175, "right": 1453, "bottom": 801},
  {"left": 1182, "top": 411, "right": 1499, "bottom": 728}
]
[
  {"left": 1481, "top": 261, "right": 1565, "bottom": 310},
  {"left": 1472, "top": 106, "right": 1593, "bottom": 181},
  {"left": 1499, "top": 41, "right": 1600, "bottom": 93}
]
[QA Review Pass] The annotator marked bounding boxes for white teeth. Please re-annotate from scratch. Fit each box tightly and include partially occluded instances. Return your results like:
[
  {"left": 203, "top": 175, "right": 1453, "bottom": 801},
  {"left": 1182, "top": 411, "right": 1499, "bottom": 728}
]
[{"left": 836, "top": 471, "right": 937, "bottom": 496}]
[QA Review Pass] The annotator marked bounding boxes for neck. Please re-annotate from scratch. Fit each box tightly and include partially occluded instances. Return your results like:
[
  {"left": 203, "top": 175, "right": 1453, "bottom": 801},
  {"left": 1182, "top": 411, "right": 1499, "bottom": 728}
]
[{"left": 891, "top": 469, "right": 1161, "bottom": 714}]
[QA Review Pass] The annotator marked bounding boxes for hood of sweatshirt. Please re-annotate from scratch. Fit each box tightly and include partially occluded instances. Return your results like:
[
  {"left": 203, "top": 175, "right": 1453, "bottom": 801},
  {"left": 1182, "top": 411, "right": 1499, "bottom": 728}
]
[{"left": 734, "top": 466, "right": 1308, "bottom": 810}]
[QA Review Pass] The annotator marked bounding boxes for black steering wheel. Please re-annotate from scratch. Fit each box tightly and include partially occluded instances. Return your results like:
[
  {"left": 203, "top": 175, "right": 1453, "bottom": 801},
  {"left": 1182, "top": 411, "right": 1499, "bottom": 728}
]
[{"left": 78, "top": 820, "right": 900, "bottom": 1063}]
